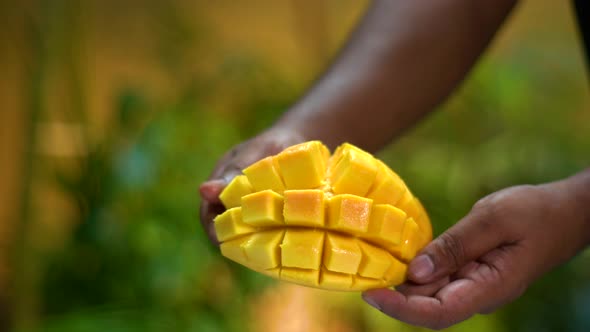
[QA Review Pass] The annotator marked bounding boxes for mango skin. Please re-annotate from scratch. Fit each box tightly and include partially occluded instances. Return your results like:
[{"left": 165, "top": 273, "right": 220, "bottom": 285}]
[{"left": 214, "top": 141, "right": 432, "bottom": 291}]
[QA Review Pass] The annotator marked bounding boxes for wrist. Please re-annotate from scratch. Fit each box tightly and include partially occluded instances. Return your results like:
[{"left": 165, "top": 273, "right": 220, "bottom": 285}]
[{"left": 271, "top": 107, "right": 330, "bottom": 146}]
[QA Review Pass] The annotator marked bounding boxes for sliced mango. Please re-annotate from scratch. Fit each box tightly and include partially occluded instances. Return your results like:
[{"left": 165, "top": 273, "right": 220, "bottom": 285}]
[
  {"left": 276, "top": 141, "right": 328, "bottom": 189},
  {"left": 350, "top": 275, "right": 386, "bottom": 291},
  {"left": 383, "top": 256, "right": 408, "bottom": 286},
  {"left": 414, "top": 198, "right": 433, "bottom": 245},
  {"left": 366, "top": 161, "right": 407, "bottom": 206},
  {"left": 243, "top": 156, "right": 285, "bottom": 193},
  {"left": 281, "top": 268, "right": 319, "bottom": 287},
  {"left": 214, "top": 207, "right": 257, "bottom": 242},
  {"left": 214, "top": 141, "right": 432, "bottom": 291},
  {"left": 242, "top": 230, "right": 284, "bottom": 270},
  {"left": 389, "top": 218, "right": 422, "bottom": 262},
  {"left": 219, "top": 237, "right": 249, "bottom": 267},
  {"left": 241, "top": 190, "right": 284, "bottom": 226},
  {"left": 219, "top": 175, "right": 254, "bottom": 209},
  {"left": 323, "top": 233, "right": 362, "bottom": 274},
  {"left": 283, "top": 189, "right": 325, "bottom": 227},
  {"left": 366, "top": 204, "right": 406, "bottom": 247},
  {"left": 320, "top": 269, "right": 353, "bottom": 290},
  {"left": 280, "top": 229, "right": 324, "bottom": 270},
  {"left": 329, "top": 147, "right": 378, "bottom": 196},
  {"left": 327, "top": 194, "right": 372, "bottom": 234},
  {"left": 357, "top": 240, "right": 393, "bottom": 279}
]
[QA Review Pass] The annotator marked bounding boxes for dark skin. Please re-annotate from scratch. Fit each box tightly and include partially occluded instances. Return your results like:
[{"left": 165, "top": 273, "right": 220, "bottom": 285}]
[{"left": 200, "top": 0, "right": 590, "bottom": 329}]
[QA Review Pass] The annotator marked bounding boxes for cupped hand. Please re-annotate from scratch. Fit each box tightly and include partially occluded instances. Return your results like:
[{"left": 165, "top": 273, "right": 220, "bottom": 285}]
[
  {"left": 363, "top": 182, "right": 590, "bottom": 330},
  {"left": 199, "top": 128, "right": 306, "bottom": 244}
]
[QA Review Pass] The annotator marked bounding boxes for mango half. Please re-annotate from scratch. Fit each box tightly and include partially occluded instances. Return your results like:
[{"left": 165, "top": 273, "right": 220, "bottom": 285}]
[{"left": 214, "top": 141, "right": 432, "bottom": 291}]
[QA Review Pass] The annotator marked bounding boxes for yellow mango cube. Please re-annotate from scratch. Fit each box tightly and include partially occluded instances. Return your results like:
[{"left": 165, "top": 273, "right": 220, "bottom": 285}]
[
  {"left": 219, "top": 175, "right": 254, "bottom": 209},
  {"left": 357, "top": 241, "right": 393, "bottom": 279},
  {"left": 283, "top": 189, "right": 325, "bottom": 227},
  {"left": 280, "top": 229, "right": 324, "bottom": 269},
  {"left": 323, "top": 233, "right": 362, "bottom": 274},
  {"left": 414, "top": 199, "right": 433, "bottom": 245},
  {"left": 366, "top": 161, "right": 407, "bottom": 206},
  {"left": 366, "top": 204, "right": 406, "bottom": 246},
  {"left": 241, "top": 190, "right": 284, "bottom": 226},
  {"left": 220, "top": 237, "right": 249, "bottom": 266},
  {"left": 214, "top": 207, "right": 257, "bottom": 242},
  {"left": 320, "top": 269, "right": 353, "bottom": 290},
  {"left": 276, "top": 141, "right": 328, "bottom": 189},
  {"left": 242, "top": 230, "right": 285, "bottom": 270},
  {"left": 350, "top": 276, "right": 386, "bottom": 291},
  {"left": 397, "top": 190, "right": 419, "bottom": 219},
  {"left": 390, "top": 218, "right": 421, "bottom": 262},
  {"left": 327, "top": 194, "right": 372, "bottom": 234},
  {"left": 383, "top": 256, "right": 408, "bottom": 286},
  {"left": 280, "top": 268, "right": 319, "bottom": 287},
  {"left": 329, "top": 143, "right": 367, "bottom": 167},
  {"left": 260, "top": 268, "right": 280, "bottom": 278},
  {"left": 329, "top": 148, "right": 378, "bottom": 196},
  {"left": 243, "top": 156, "right": 285, "bottom": 193}
]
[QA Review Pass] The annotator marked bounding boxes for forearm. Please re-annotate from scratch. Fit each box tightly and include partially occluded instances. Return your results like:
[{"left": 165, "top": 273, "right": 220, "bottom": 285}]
[
  {"left": 557, "top": 167, "right": 590, "bottom": 246},
  {"left": 274, "top": 0, "right": 516, "bottom": 152}
]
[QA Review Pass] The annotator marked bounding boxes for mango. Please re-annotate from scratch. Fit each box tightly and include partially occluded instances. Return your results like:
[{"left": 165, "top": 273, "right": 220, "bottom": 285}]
[
  {"left": 283, "top": 189, "right": 325, "bottom": 227},
  {"left": 214, "top": 207, "right": 257, "bottom": 242},
  {"left": 213, "top": 141, "right": 432, "bottom": 291},
  {"left": 329, "top": 147, "right": 378, "bottom": 196},
  {"left": 276, "top": 141, "right": 328, "bottom": 189},
  {"left": 219, "top": 175, "right": 254, "bottom": 209},
  {"left": 241, "top": 190, "right": 284, "bottom": 226},
  {"left": 243, "top": 156, "right": 285, "bottom": 193}
]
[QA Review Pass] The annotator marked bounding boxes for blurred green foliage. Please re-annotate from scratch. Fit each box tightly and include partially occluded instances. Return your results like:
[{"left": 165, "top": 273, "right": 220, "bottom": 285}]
[{"left": 10, "top": 1, "right": 590, "bottom": 332}]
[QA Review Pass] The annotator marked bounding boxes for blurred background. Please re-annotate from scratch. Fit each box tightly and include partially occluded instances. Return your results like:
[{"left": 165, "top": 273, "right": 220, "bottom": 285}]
[{"left": 1, "top": 0, "right": 589, "bottom": 331}]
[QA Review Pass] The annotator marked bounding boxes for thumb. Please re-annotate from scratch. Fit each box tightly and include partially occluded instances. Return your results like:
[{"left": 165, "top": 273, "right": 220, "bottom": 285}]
[{"left": 407, "top": 205, "right": 505, "bottom": 283}]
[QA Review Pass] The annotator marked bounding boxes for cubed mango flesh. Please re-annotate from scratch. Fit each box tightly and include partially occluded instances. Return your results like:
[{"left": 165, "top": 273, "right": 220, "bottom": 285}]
[
  {"left": 320, "top": 269, "right": 353, "bottom": 290},
  {"left": 366, "top": 204, "right": 406, "bottom": 247},
  {"left": 214, "top": 141, "right": 432, "bottom": 291},
  {"left": 242, "top": 230, "right": 284, "bottom": 270},
  {"left": 357, "top": 240, "right": 394, "bottom": 279},
  {"left": 280, "top": 229, "right": 325, "bottom": 270},
  {"left": 281, "top": 268, "right": 319, "bottom": 287},
  {"left": 389, "top": 218, "right": 422, "bottom": 262},
  {"left": 327, "top": 194, "right": 372, "bottom": 234},
  {"left": 243, "top": 156, "right": 285, "bottom": 193},
  {"left": 219, "top": 175, "right": 254, "bottom": 208},
  {"left": 214, "top": 207, "right": 257, "bottom": 242},
  {"left": 276, "top": 141, "right": 328, "bottom": 189},
  {"left": 283, "top": 189, "right": 325, "bottom": 227},
  {"left": 241, "top": 190, "right": 284, "bottom": 226},
  {"left": 323, "top": 233, "right": 362, "bottom": 274},
  {"left": 366, "top": 161, "right": 407, "bottom": 206},
  {"left": 329, "top": 148, "right": 378, "bottom": 196}
]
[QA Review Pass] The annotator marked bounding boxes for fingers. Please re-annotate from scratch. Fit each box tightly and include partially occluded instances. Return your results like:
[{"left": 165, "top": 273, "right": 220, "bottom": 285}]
[
  {"left": 199, "top": 199, "right": 224, "bottom": 245},
  {"left": 199, "top": 180, "right": 225, "bottom": 204},
  {"left": 199, "top": 179, "right": 228, "bottom": 245},
  {"left": 362, "top": 259, "right": 519, "bottom": 330},
  {"left": 395, "top": 277, "right": 450, "bottom": 297},
  {"left": 407, "top": 203, "right": 509, "bottom": 284}
]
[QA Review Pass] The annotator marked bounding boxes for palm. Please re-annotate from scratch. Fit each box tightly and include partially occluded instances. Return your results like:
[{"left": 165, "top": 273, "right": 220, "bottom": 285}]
[{"left": 364, "top": 243, "right": 526, "bottom": 330}]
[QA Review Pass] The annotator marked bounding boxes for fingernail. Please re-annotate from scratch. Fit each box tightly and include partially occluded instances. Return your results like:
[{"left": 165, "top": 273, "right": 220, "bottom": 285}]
[
  {"left": 362, "top": 294, "right": 382, "bottom": 311},
  {"left": 199, "top": 180, "right": 224, "bottom": 200},
  {"left": 409, "top": 255, "right": 435, "bottom": 280},
  {"left": 223, "top": 171, "right": 241, "bottom": 185}
]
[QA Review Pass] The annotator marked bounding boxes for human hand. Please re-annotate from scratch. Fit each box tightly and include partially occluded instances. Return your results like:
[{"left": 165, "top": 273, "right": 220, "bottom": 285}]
[
  {"left": 362, "top": 180, "right": 590, "bottom": 330},
  {"left": 199, "top": 128, "right": 306, "bottom": 244}
]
